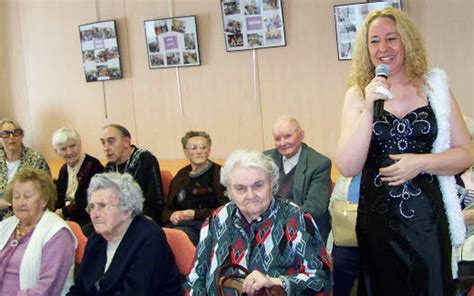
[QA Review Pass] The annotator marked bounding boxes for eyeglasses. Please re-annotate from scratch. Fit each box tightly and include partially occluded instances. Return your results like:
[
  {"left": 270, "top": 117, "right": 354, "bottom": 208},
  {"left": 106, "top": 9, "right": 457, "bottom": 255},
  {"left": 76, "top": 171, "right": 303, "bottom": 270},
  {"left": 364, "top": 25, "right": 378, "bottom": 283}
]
[
  {"left": 85, "top": 202, "right": 121, "bottom": 214},
  {"left": 0, "top": 129, "right": 22, "bottom": 138},
  {"left": 186, "top": 144, "right": 208, "bottom": 151}
]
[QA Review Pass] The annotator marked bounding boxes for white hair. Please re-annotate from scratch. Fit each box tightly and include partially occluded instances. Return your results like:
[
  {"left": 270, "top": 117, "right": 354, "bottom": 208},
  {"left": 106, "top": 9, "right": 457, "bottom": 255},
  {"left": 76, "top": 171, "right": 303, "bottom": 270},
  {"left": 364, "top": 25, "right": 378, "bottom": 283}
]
[
  {"left": 88, "top": 172, "right": 144, "bottom": 216},
  {"left": 52, "top": 127, "right": 81, "bottom": 150},
  {"left": 220, "top": 149, "right": 279, "bottom": 199}
]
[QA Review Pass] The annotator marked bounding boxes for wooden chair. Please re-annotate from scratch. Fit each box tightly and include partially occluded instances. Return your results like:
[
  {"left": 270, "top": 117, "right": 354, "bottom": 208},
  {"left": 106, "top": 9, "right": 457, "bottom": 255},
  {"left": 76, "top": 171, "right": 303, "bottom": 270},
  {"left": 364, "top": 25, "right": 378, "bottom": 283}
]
[{"left": 216, "top": 263, "right": 286, "bottom": 296}]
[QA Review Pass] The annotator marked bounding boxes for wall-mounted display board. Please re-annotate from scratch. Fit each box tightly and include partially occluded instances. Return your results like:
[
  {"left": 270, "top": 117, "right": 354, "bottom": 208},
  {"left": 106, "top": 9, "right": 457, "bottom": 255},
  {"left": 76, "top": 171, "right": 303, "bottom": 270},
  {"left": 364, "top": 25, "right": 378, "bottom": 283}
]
[
  {"left": 144, "top": 15, "right": 201, "bottom": 68},
  {"left": 79, "top": 20, "right": 122, "bottom": 82},
  {"left": 221, "top": 0, "right": 286, "bottom": 52},
  {"left": 334, "top": 0, "right": 401, "bottom": 60}
]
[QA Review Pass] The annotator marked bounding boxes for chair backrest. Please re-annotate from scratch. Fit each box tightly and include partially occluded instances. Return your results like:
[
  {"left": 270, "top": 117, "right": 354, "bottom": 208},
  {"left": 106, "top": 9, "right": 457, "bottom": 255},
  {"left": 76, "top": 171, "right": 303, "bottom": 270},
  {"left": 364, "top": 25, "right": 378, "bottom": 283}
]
[
  {"left": 216, "top": 263, "right": 247, "bottom": 296},
  {"left": 160, "top": 170, "right": 173, "bottom": 198},
  {"left": 66, "top": 220, "right": 87, "bottom": 264},
  {"left": 162, "top": 227, "right": 196, "bottom": 275},
  {"left": 216, "top": 263, "right": 287, "bottom": 296}
]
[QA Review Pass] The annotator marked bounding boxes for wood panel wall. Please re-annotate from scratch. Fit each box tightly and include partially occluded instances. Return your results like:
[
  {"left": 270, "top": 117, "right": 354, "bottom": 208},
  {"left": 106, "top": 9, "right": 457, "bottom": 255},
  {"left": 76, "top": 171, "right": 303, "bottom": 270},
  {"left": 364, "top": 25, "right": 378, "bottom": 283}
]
[{"left": 0, "top": 0, "right": 472, "bottom": 166}]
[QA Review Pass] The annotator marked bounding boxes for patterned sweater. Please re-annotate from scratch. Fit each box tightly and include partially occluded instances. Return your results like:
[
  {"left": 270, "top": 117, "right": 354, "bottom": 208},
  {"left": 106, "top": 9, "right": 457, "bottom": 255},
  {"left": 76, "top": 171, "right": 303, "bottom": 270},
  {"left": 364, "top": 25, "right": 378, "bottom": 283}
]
[
  {"left": 185, "top": 198, "right": 332, "bottom": 295},
  {"left": 104, "top": 145, "right": 164, "bottom": 224},
  {"left": 0, "top": 146, "right": 50, "bottom": 194}
]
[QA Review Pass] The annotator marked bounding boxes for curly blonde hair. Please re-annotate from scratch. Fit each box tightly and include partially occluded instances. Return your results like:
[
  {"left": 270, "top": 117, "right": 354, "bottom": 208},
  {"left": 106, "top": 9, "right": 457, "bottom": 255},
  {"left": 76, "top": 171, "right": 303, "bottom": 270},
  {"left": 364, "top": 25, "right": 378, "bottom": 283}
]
[{"left": 349, "top": 7, "right": 428, "bottom": 93}]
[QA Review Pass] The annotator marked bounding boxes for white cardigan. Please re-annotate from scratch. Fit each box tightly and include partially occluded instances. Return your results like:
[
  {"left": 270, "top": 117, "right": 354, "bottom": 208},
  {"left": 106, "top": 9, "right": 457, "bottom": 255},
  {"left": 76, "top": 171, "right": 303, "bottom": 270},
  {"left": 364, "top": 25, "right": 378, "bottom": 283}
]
[{"left": 0, "top": 210, "right": 76, "bottom": 295}]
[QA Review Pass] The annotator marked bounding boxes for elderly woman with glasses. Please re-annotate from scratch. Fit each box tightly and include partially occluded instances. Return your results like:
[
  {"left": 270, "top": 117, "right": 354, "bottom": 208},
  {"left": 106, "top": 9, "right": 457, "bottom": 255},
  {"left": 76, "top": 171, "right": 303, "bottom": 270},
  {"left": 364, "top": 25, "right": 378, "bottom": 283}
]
[
  {"left": 0, "top": 119, "right": 50, "bottom": 220},
  {"left": 186, "top": 149, "right": 332, "bottom": 295},
  {"left": 0, "top": 168, "right": 76, "bottom": 295},
  {"left": 52, "top": 127, "right": 103, "bottom": 228},
  {"left": 161, "top": 131, "right": 228, "bottom": 245},
  {"left": 68, "top": 172, "right": 181, "bottom": 295}
]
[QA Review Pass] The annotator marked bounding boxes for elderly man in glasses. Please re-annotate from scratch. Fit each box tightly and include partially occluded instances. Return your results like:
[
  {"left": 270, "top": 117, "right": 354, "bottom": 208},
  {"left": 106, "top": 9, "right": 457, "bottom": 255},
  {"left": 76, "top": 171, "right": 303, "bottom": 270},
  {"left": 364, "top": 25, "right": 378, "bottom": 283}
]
[
  {"left": 0, "top": 119, "right": 50, "bottom": 220},
  {"left": 68, "top": 172, "right": 181, "bottom": 295}
]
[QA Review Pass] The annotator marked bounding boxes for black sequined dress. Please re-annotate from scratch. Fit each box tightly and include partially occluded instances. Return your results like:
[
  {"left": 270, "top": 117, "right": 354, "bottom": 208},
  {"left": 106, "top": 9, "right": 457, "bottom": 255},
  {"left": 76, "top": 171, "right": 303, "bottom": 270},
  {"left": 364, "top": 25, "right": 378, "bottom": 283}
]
[{"left": 357, "top": 105, "right": 455, "bottom": 296}]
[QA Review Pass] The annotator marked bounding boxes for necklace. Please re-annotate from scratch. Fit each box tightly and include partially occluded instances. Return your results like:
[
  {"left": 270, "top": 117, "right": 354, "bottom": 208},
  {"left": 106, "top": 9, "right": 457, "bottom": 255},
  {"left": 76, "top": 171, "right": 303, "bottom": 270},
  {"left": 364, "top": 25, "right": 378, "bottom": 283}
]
[{"left": 10, "top": 222, "right": 22, "bottom": 247}]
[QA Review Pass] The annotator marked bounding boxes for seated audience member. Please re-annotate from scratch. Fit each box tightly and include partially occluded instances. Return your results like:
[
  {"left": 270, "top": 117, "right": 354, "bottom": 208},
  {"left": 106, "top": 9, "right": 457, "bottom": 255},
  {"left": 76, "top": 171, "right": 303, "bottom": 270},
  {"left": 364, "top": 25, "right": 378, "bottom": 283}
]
[
  {"left": 461, "top": 165, "right": 474, "bottom": 224},
  {"left": 1, "top": 119, "right": 51, "bottom": 220},
  {"left": 186, "top": 149, "right": 332, "bottom": 295},
  {"left": 458, "top": 115, "right": 474, "bottom": 231},
  {"left": 101, "top": 124, "right": 164, "bottom": 224},
  {"left": 52, "top": 127, "right": 104, "bottom": 228},
  {"left": 330, "top": 174, "right": 361, "bottom": 296},
  {"left": 161, "top": 131, "right": 228, "bottom": 245},
  {"left": 68, "top": 172, "right": 181, "bottom": 295},
  {"left": 0, "top": 168, "right": 76, "bottom": 295},
  {"left": 459, "top": 115, "right": 474, "bottom": 215},
  {"left": 458, "top": 115, "right": 474, "bottom": 295},
  {"left": 264, "top": 115, "right": 332, "bottom": 243}
]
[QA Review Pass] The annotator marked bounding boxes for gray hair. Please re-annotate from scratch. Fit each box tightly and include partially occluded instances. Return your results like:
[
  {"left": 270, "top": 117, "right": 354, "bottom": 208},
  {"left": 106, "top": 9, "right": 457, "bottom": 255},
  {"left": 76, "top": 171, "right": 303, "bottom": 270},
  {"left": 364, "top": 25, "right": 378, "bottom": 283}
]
[
  {"left": 52, "top": 127, "right": 81, "bottom": 150},
  {"left": 87, "top": 172, "right": 143, "bottom": 216},
  {"left": 0, "top": 118, "right": 23, "bottom": 132},
  {"left": 104, "top": 124, "right": 131, "bottom": 139},
  {"left": 180, "top": 130, "right": 212, "bottom": 149},
  {"left": 220, "top": 149, "right": 279, "bottom": 198},
  {"left": 273, "top": 115, "right": 302, "bottom": 131}
]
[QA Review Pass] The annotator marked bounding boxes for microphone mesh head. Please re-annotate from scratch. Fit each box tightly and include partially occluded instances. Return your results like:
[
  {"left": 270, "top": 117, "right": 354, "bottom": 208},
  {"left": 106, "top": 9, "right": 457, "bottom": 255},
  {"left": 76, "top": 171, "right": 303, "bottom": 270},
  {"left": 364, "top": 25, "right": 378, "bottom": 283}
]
[{"left": 375, "top": 64, "right": 390, "bottom": 78}]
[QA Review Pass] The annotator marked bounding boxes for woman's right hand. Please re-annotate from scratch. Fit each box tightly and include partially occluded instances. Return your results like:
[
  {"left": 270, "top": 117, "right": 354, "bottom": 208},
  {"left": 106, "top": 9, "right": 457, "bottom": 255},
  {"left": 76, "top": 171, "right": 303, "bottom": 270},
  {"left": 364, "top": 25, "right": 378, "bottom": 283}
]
[
  {"left": 242, "top": 270, "right": 284, "bottom": 296},
  {"left": 363, "top": 76, "right": 391, "bottom": 112}
]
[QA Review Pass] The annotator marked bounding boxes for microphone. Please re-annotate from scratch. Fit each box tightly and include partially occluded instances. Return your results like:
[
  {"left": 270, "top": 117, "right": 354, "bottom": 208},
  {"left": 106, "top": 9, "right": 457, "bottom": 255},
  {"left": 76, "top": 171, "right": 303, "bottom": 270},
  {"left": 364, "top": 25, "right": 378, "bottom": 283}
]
[{"left": 373, "top": 64, "right": 391, "bottom": 117}]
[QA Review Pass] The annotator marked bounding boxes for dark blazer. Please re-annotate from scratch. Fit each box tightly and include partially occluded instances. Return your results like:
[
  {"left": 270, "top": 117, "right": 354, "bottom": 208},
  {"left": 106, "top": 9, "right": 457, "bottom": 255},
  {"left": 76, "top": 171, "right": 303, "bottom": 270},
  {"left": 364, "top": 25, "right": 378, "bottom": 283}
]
[
  {"left": 264, "top": 143, "right": 332, "bottom": 218},
  {"left": 55, "top": 154, "right": 104, "bottom": 226},
  {"left": 68, "top": 215, "right": 182, "bottom": 296}
]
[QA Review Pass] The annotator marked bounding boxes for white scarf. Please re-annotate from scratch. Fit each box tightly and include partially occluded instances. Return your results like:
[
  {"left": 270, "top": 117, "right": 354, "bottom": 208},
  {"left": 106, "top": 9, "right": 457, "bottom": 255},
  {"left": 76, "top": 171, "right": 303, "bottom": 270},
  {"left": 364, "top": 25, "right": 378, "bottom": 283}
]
[
  {"left": 425, "top": 68, "right": 467, "bottom": 278},
  {"left": 425, "top": 68, "right": 466, "bottom": 247},
  {"left": 0, "top": 210, "right": 76, "bottom": 295}
]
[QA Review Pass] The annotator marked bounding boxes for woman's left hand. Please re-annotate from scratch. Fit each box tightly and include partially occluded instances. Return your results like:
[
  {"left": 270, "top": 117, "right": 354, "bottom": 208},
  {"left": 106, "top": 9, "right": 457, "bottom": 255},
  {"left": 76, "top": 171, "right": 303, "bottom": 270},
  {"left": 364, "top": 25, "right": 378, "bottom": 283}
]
[
  {"left": 379, "top": 153, "right": 426, "bottom": 186},
  {"left": 242, "top": 270, "right": 283, "bottom": 295}
]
